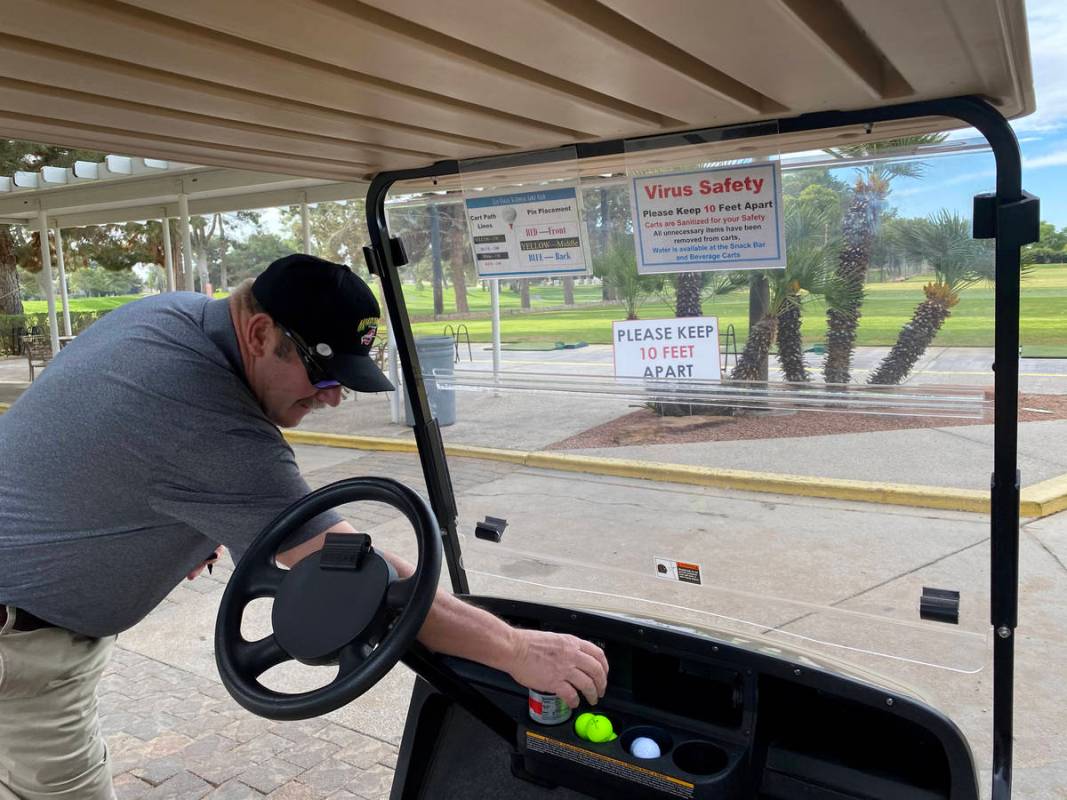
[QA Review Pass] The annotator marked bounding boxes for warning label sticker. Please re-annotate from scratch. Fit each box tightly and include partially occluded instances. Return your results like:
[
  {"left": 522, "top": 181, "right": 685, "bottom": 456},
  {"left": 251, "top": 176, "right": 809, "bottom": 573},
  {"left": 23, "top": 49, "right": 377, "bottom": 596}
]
[
  {"left": 526, "top": 732, "right": 694, "bottom": 798},
  {"left": 654, "top": 557, "right": 702, "bottom": 585}
]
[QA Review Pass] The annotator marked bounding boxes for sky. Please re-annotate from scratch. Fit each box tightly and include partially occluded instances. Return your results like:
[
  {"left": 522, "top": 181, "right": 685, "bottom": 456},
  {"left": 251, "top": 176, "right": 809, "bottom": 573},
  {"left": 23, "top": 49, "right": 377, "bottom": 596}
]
[{"left": 872, "top": 0, "right": 1067, "bottom": 228}]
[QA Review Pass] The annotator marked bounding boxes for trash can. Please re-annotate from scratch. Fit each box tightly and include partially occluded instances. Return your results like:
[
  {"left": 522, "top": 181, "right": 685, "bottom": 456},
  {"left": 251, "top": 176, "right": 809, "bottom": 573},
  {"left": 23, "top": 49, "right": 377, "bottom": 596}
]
[{"left": 404, "top": 335, "right": 456, "bottom": 427}]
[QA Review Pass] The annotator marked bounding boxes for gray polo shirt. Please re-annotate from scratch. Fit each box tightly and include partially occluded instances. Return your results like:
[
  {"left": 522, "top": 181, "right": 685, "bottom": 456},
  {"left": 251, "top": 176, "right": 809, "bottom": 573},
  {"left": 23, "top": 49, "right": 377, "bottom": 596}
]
[{"left": 0, "top": 292, "right": 339, "bottom": 637}]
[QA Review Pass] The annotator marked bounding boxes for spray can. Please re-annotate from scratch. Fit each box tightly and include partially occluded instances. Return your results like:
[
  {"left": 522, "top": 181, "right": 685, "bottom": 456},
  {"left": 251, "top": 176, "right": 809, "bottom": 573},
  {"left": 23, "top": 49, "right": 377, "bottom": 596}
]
[{"left": 528, "top": 689, "right": 572, "bottom": 725}]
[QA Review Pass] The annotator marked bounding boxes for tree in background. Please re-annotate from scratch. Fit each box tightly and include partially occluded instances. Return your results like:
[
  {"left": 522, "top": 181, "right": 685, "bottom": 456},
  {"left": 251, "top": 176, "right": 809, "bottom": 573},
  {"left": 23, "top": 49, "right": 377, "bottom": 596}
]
[
  {"left": 386, "top": 200, "right": 475, "bottom": 314},
  {"left": 583, "top": 186, "right": 631, "bottom": 301},
  {"left": 674, "top": 272, "right": 703, "bottom": 317},
  {"left": 867, "top": 210, "right": 995, "bottom": 385},
  {"left": 69, "top": 264, "right": 142, "bottom": 297},
  {"left": 222, "top": 232, "right": 297, "bottom": 286},
  {"left": 1022, "top": 220, "right": 1067, "bottom": 265},
  {"left": 593, "top": 237, "right": 661, "bottom": 320},
  {"left": 0, "top": 140, "right": 106, "bottom": 314},
  {"left": 821, "top": 135, "right": 946, "bottom": 384},
  {"left": 731, "top": 202, "right": 852, "bottom": 382}
]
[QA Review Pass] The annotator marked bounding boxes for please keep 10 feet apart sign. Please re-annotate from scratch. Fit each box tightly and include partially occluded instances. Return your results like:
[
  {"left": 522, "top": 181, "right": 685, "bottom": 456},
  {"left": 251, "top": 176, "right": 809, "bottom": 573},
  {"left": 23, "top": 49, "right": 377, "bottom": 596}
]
[
  {"left": 613, "top": 318, "right": 721, "bottom": 381},
  {"left": 629, "top": 162, "right": 786, "bottom": 274}
]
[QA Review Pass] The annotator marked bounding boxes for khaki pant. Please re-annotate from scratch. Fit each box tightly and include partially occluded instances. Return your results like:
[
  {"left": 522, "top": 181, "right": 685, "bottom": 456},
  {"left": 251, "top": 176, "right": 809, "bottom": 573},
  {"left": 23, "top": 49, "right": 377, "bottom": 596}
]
[{"left": 0, "top": 607, "right": 116, "bottom": 800}]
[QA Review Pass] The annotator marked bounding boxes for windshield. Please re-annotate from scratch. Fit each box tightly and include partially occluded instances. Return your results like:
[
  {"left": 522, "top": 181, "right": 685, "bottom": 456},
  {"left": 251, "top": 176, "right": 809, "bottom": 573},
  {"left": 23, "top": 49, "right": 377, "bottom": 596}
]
[{"left": 303, "top": 134, "right": 1034, "bottom": 770}]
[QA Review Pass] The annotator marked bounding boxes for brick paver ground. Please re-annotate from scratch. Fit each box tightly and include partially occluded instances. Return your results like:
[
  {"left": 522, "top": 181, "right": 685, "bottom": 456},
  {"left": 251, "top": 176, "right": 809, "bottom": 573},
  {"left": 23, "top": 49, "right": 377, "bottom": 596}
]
[
  {"left": 101, "top": 645, "right": 399, "bottom": 800},
  {"left": 96, "top": 451, "right": 520, "bottom": 800}
]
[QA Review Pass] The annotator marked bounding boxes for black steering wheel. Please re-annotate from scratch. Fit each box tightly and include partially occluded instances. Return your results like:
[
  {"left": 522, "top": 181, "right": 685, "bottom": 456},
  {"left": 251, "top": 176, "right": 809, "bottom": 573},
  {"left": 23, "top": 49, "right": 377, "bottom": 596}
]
[{"left": 215, "top": 477, "right": 442, "bottom": 720}]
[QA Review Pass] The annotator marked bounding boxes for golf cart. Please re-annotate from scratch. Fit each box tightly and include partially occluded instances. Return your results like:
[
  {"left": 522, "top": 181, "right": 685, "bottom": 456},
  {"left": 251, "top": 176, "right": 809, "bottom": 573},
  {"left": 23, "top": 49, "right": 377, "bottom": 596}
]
[{"left": 0, "top": 2, "right": 1039, "bottom": 797}]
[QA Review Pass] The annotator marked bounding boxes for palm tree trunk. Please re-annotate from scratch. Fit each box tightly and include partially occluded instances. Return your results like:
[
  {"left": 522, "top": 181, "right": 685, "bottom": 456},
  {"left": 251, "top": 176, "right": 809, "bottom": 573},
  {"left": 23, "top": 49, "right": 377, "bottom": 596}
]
[
  {"left": 0, "top": 228, "right": 24, "bottom": 315},
  {"left": 823, "top": 187, "right": 877, "bottom": 384},
  {"left": 731, "top": 317, "right": 777, "bottom": 382},
  {"left": 776, "top": 301, "right": 808, "bottom": 382},
  {"left": 675, "top": 272, "right": 702, "bottom": 317},
  {"left": 867, "top": 297, "right": 953, "bottom": 385}
]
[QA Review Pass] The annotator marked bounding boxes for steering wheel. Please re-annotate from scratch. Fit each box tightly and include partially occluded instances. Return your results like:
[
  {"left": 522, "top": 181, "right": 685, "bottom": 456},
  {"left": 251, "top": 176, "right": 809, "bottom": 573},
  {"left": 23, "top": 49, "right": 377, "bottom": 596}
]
[{"left": 215, "top": 477, "right": 442, "bottom": 720}]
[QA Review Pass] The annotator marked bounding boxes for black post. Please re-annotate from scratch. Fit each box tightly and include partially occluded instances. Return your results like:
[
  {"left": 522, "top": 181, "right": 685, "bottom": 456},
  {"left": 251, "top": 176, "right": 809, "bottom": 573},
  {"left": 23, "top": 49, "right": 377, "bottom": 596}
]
[
  {"left": 430, "top": 203, "right": 443, "bottom": 317},
  {"left": 362, "top": 106, "right": 1033, "bottom": 795},
  {"left": 365, "top": 169, "right": 469, "bottom": 595}
]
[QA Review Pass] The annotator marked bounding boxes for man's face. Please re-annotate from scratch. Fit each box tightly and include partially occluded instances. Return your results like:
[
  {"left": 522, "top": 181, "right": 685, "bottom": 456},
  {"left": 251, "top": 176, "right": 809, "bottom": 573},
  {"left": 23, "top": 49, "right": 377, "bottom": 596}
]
[{"left": 255, "top": 327, "right": 343, "bottom": 428}]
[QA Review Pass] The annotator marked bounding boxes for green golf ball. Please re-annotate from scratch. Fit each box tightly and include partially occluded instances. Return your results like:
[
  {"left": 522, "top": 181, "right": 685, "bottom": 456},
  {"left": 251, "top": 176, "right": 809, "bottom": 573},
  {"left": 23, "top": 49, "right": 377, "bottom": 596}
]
[
  {"left": 574, "top": 712, "right": 595, "bottom": 740},
  {"left": 586, "top": 715, "right": 616, "bottom": 743}
]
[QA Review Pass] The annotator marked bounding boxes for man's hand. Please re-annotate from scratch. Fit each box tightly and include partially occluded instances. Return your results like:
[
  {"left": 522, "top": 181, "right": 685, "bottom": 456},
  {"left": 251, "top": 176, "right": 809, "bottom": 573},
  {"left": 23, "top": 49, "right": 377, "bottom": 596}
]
[
  {"left": 276, "top": 524, "right": 610, "bottom": 707},
  {"left": 505, "top": 630, "right": 609, "bottom": 708},
  {"left": 187, "top": 545, "right": 224, "bottom": 580}
]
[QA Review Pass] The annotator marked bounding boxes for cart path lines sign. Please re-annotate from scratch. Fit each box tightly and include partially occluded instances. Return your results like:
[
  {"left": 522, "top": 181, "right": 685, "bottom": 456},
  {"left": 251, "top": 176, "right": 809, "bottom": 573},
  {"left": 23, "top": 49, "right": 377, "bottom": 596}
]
[
  {"left": 613, "top": 317, "right": 721, "bottom": 380},
  {"left": 654, "top": 557, "right": 703, "bottom": 586},
  {"left": 630, "top": 162, "right": 786, "bottom": 273},
  {"left": 464, "top": 186, "right": 590, "bottom": 279}
]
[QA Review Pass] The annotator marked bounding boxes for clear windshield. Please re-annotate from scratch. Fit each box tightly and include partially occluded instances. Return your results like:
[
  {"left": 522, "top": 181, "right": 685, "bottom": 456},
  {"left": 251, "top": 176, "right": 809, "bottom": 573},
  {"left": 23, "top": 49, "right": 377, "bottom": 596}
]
[{"left": 303, "top": 134, "right": 1033, "bottom": 771}]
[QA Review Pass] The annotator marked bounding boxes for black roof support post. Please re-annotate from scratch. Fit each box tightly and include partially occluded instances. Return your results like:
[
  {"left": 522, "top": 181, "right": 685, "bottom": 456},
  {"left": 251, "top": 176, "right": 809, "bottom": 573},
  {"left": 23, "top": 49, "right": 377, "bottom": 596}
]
[
  {"left": 365, "top": 169, "right": 468, "bottom": 595},
  {"left": 365, "top": 97, "right": 1035, "bottom": 796}
]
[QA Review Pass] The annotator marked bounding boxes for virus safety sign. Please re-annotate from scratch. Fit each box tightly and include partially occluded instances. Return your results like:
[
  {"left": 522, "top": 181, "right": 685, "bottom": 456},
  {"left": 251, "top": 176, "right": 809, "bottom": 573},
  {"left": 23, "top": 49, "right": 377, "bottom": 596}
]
[{"left": 629, "top": 162, "right": 786, "bottom": 274}]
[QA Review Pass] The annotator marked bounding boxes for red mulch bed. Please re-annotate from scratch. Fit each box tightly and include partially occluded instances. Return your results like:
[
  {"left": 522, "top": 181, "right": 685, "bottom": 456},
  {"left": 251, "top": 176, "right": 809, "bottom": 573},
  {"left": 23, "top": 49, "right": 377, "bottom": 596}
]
[{"left": 547, "top": 393, "right": 1067, "bottom": 450}]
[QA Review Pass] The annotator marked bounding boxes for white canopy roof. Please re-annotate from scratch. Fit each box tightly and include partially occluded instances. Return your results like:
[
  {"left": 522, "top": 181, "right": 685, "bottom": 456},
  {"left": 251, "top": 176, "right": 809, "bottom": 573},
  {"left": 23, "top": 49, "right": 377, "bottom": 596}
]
[
  {"left": 0, "top": 154, "right": 365, "bottom": 229},
  {"left": 0, "top": 0, "right": 1036, "bottom": 180}
]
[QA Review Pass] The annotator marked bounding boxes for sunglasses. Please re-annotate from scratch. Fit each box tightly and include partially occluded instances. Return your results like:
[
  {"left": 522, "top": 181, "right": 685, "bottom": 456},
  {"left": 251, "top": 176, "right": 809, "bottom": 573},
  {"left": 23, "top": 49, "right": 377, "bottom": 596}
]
[{"left": 280, "top": 326, "right": 341, "bottom": 389}]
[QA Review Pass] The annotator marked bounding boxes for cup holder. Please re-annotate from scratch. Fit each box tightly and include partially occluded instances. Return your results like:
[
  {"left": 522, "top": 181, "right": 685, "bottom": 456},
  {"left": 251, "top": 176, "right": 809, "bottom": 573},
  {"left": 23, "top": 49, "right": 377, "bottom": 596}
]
[
  {"left": 620, "top": 726, "right": 673, "bottom": 759},
  {"left": 672, "top": 740, "right": 729, "bottom": 775}
]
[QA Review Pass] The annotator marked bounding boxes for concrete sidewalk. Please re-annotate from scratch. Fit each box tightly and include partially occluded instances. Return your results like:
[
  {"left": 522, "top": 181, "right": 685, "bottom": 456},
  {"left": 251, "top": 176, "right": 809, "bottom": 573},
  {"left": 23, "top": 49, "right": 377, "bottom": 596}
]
[{"left": 99, "top": 445, "right": 1067, "bottom": 799}]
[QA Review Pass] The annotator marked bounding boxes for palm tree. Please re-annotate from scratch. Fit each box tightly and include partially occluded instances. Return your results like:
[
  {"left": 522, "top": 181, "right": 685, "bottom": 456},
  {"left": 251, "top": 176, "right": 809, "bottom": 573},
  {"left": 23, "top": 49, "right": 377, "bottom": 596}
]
[
  {"left": 822, "top": 134, "right": 947, "bottom": 384},
  {"left": 867, "top": 211, "right": 994, "bottom": 385},
  {"left": 731, "top": 203, "right": 850, "bottom": 382},
  {"left": 675, "top": 272, "right": 703, "bottom": 317}
]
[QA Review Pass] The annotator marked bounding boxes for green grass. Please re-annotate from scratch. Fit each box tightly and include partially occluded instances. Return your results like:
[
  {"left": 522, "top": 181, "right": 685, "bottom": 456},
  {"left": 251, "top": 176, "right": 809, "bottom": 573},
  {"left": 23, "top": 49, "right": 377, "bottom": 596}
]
[
  {"left": 20, "top": 264, "right": 1067, "bottom": 350},
  {"left": 408, "top": 265, "right": 1067, "bottom": 350},
  {"left": 22, "top": 295, "right": 145, "bottom": 314}
]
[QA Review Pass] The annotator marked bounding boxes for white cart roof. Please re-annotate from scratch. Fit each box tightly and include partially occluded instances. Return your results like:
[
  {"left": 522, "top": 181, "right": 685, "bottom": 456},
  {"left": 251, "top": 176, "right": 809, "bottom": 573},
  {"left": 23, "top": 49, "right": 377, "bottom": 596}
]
[{"left": 0, "top": 0, "right": 1035, "bottom": 180}]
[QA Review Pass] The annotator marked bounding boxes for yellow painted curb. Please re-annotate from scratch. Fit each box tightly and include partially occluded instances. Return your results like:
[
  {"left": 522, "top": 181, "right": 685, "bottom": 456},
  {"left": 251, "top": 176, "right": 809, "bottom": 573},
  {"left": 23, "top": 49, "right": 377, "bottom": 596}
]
[
  {"left": 283, "top": 430, "right": 417, "bottom": 454},
  {"left": 1022, "top": 474, "right": 1067, "bottom": 518},
  {"left": 285, "top": 428, "right": 1000, "bottom": 516},
  {"left": 524, "top": 452, "right": 992, "bottom": 514},
  {"left": 4, "top": 402, "right": 1062, "bottom": 518}
]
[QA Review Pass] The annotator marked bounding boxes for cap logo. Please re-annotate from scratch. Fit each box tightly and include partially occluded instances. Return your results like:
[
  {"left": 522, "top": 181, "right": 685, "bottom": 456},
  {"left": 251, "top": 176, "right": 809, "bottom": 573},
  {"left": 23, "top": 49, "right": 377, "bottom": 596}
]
[{"left": 358, "top": 317, "right": 380, "bottom": 348}]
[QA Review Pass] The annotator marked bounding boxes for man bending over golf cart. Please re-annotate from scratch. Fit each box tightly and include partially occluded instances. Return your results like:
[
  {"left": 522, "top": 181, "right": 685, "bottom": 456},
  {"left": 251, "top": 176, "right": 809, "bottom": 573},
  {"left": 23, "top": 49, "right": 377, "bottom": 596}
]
[{"left": 0, "top": 254, "right": 609, "bottom": 800}]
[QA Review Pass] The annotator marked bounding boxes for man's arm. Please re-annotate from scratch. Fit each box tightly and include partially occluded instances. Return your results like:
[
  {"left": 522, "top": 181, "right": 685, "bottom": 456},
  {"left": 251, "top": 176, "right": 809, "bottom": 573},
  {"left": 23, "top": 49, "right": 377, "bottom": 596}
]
[{"left": 278, "top": 522, "right": 608, "bottom": 708}]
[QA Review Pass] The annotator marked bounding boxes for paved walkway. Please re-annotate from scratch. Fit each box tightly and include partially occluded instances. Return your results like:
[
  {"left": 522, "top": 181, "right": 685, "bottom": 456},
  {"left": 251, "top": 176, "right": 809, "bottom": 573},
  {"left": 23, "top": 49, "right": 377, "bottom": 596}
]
[
  {"left": 102, "top": 648, "right": 398, "bottom": 800},
  {"left": 96, "top": 445, "right": 1067, "bottom": 800}
]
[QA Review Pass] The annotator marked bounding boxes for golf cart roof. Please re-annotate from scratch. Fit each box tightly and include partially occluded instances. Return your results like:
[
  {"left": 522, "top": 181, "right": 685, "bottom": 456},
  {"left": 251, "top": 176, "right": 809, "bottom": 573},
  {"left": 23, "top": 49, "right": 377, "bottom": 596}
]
[{"left": 0, "top": 0, "right": 1035, "bottom": 181}]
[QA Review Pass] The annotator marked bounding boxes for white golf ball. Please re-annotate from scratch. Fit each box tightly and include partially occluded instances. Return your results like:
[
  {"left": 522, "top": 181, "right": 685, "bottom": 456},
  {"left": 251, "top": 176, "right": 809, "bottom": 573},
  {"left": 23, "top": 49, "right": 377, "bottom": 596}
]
[{"left": 630, "top": 736, "right": 661, "bottom": 759}]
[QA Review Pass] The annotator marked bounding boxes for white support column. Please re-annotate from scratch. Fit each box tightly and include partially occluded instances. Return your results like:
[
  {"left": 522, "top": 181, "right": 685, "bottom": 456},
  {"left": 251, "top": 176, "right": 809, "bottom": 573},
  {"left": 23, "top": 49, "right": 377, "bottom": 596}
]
[
  {"left": 53, "top": 226, "right": 72, "bottom": 336},
  {"left": 301, "top": 195, "right": 311, "bottom": 254},
  {"left": 161, "top": 215, "right": 175, "bottom": 292},
  {"left": 178, "top": 193, "right": 194, "bottom": 292},
  {"left": 37, "top": 210, "right": 60, "bottom": 354},
  {"left": 491, "top": 278, "right": 502, "bottom": 387}
]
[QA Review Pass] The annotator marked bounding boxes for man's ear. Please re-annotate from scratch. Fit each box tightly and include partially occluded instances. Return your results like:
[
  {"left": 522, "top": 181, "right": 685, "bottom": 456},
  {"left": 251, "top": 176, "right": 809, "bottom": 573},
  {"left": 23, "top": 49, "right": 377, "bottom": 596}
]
[{"left": 245, "top": 313, "right": 276, "bottom": 358}]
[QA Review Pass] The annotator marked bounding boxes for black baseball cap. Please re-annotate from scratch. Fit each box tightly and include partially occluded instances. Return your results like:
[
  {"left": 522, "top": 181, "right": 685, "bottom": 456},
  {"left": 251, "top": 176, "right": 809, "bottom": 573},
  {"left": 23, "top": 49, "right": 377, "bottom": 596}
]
[{"left": 252, "top": 254, "right": 394, "bottom": 393}]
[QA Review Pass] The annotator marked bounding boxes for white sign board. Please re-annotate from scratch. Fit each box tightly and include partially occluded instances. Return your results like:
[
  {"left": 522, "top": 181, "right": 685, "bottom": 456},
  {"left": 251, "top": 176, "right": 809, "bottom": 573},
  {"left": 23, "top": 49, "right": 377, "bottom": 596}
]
[
  {"left": 464, "top": 186, "right": 589, "bottom": 279},
  {"left": 613, "top": 317, "right": 721, "bottom": 380},
  {"left": 630, "top": 162, "right": 786, "bottom": 274}
]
